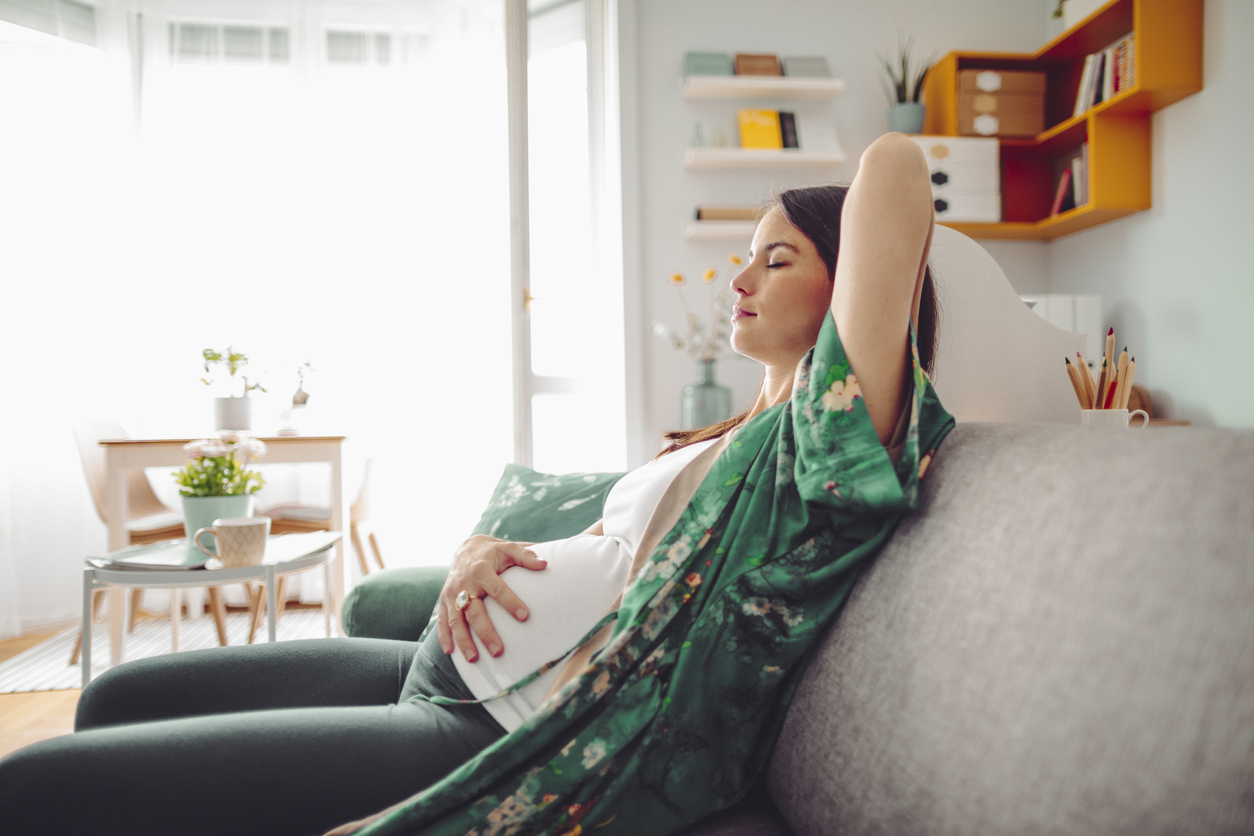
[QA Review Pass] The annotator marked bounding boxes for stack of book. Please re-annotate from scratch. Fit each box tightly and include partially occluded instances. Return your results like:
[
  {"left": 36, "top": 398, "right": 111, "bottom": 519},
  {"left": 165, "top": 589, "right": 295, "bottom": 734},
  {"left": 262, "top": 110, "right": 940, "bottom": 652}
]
[
  {"left": 1073, "top": 34, "right": 1135, "bottom": 117},
  {"left": 683, "top": 51, "right": 830, "bottom": 78},
  {"left": 693, "top": 206, "right": 761, "bottom": 222},
  {"left": 735, "top": 109, "right": 838, "bottom": 151},
  {"left": 1049, "top": 143, "right": 1090, "bottom": 217}
]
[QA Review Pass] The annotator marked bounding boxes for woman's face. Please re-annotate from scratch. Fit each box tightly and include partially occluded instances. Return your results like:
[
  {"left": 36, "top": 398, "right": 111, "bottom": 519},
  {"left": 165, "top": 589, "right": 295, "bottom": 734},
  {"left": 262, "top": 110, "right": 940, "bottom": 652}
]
[{"left": 729, "top": 206, "right": 833, "bottom": 368}]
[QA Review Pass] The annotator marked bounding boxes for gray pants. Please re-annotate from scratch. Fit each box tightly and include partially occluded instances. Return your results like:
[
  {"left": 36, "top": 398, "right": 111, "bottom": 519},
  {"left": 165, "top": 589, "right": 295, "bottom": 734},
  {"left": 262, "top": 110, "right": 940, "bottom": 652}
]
[{"left": 0, "top": 633, "right": 506, "bottom": 836}]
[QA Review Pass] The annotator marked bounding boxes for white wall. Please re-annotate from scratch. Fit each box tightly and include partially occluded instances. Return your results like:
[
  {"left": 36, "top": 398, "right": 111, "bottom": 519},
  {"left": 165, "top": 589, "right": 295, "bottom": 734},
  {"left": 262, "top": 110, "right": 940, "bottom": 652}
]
[
  {"left": 628, "top": 0, "right": 1049, "bottom": 463},
  {"left": 1044, "top": 0, "right": 1254, "bottom": 426}
]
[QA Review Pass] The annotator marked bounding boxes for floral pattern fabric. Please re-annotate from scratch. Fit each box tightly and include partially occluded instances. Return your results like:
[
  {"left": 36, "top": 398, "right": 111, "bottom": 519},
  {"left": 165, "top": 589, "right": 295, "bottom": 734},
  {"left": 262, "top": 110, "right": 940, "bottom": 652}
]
[{"left": 336, "top": 312, "right": 954, "bottom": 836}]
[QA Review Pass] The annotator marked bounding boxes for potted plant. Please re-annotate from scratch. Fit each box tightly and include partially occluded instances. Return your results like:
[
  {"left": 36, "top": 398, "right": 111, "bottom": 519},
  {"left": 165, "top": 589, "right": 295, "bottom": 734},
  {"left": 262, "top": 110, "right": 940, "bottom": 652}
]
[
  {"left": 1054, "top": 0, "right": 1107, "bottom": 31},
  {"left": 879, "top": 36, "right": 934, "bottom": 135},
  {"left": 201, "top": 346, "right": 266, "bottom": 431},
  {"left": 652, "top": 254, "right": 737, "bottom": 429},
  {"left": 174, "top": 433, "right": 267, "bottom": 550}
]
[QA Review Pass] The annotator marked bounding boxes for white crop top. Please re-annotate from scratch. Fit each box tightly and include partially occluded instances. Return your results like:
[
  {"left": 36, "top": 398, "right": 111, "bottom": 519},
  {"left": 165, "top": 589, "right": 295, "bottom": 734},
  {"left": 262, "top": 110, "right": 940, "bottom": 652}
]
[{"left": 451, "top": 438, "right": 718, "bottom": 732}]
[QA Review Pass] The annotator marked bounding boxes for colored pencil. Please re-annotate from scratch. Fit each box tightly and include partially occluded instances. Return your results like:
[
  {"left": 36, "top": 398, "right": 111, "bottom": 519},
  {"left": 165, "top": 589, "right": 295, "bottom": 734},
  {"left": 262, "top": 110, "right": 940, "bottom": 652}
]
[
  {"left": 1065, "top": 357, "right": 1089, "bottom": 408},
  {"left": 1094, "top": 359, "right": 1108, "bottom": 410},
  {"left": 1077, "top": 352, "right": 1098, "bottom": 407},
  {"left": 1104, "top": 327, "right": 1115, "bottom": 378},
  {"left": 1103, "top": 370, "right": 1119, "bottom": 408},
  {"left": 1119, "top": 358, "right": 1137, "bottom": 410},
  {"left": 1113, "top": 345, "right": 1133, "bottom": 411}
]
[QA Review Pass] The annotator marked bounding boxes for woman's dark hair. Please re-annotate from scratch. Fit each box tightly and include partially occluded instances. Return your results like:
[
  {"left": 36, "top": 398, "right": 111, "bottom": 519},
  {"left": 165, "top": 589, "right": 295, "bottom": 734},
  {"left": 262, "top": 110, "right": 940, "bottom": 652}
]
[{"left": 660, "top": 183, "right": 941, "bottom": 456}]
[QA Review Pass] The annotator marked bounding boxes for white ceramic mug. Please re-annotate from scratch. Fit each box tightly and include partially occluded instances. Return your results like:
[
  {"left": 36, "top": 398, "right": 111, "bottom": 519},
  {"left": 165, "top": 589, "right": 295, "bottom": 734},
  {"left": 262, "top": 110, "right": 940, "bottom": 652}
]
[
  {"left": 1080, "top": 408, "right": 1150, "bottom": 428},
  {"left": 194, "top": 516, "right": 271, "bottom": 567}
]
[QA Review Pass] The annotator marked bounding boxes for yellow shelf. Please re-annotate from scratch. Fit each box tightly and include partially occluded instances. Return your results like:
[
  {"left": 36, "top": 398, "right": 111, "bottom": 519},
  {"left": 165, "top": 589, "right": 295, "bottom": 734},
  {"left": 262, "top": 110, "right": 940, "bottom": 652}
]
[{"left": 922, "top": 0, "right": 1201, "bottom": 240}]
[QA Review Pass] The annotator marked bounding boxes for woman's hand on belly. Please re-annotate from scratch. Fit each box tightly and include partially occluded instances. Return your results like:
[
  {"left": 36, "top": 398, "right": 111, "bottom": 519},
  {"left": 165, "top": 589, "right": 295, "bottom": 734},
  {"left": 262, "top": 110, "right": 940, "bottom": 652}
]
[{"left": 439, "top": 535, "right": 546, "bottom": 662}]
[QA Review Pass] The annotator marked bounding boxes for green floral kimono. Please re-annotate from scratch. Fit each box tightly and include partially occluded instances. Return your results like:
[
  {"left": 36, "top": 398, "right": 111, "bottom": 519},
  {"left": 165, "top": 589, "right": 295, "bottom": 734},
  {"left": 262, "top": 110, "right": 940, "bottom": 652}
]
[{"left": 337, "top": 312, "right": 954, "bottom": 836}]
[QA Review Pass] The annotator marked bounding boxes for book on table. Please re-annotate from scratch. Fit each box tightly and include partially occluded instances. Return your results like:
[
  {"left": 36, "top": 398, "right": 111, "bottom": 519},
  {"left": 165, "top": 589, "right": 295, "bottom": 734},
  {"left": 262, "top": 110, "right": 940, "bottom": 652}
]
[{"left": 87, "top": 531, "right": 343, "bottom": 571}]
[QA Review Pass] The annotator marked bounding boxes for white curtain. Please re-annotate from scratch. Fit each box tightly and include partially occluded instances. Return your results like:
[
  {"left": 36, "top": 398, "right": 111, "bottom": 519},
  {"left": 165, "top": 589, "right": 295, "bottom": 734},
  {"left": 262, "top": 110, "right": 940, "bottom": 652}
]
[{"left": 0, "top": 0, "right": 513, "bottom": 638}]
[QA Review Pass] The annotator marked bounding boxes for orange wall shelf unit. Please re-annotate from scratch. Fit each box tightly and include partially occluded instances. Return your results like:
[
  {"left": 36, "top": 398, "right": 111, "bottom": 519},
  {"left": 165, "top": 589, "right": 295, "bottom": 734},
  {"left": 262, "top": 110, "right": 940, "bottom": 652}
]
[{"left": 922, "top": 0, "right": 1201, "bottom": 240}]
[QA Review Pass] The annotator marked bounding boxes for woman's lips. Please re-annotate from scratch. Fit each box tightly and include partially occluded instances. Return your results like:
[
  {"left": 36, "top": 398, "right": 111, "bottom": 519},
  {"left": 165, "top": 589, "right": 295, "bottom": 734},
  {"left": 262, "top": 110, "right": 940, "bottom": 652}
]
[{"left": 732, "top": 305, "right": 756, "bottom": 321}]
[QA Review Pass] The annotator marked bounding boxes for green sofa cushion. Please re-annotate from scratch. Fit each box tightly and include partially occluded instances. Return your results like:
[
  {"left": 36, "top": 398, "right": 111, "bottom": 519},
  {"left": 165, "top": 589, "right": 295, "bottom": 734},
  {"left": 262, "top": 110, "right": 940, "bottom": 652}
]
[
  {"left": 468, "top": 464, "right": 626, "bottom": 542},
  {"left": 342, "top": 465, "right": 626, "bottom": 641}
]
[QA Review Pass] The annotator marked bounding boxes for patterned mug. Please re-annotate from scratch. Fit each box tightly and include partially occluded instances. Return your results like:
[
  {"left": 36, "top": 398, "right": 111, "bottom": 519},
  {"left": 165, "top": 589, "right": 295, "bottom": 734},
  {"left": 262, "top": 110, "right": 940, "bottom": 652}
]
[
  {"left": 194, "top": 516, "right": 271, "bottom": 567},
  {"left": 1080, "top": 409, "right": 1150, "bottom": 428}
]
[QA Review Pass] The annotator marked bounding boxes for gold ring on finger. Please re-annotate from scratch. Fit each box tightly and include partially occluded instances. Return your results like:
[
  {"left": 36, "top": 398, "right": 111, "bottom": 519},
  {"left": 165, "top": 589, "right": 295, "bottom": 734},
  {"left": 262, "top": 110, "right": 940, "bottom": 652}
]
[{"left": 455, "top": 590, "right": 471, "bottom": 611}]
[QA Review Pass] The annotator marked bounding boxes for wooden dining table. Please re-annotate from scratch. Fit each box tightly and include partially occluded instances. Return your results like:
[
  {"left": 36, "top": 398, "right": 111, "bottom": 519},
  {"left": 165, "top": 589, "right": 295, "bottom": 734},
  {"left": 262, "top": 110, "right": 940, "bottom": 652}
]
[{"left": 97, "top": 435, "right": 349, "bottom": 665}]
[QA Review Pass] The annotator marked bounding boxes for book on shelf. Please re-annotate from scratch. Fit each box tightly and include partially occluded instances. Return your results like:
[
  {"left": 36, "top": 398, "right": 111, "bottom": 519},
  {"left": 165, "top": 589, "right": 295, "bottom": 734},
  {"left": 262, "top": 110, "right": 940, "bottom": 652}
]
[
  {"left": 1073, "top": 34, "right": 1135, "bottom": 117},
  {"left": 1069, "top": 143, "right": 1089, "bottom": 207},
  {"left": 86, "top": 531, "right": 342, "bottom": 571},
  {"left": 795, "top": 112, "right": 842, "bottom": 154},
  {"left": 684, "top": 51, "right": 732, "bottom": 76},
  {"left": 1074, "top": 54, "right": 1097, "bottom": 118},
  {"left": 737, "top": 109, "right": 783, "bottom": 149},
  {"left": 1050, "top": 168, "right": 1075, "bottom": 217},
  {"left": 781, "top": 56, "right": 829, "bottom": 78},
  {"left": 695, "top": 206, "right": 761, "bottom": 221},
  {"left": 733, "top": 53, "right": 782, "bottom": 76},
  {"left": 779, "top": 111, "right": 799, "bottom": 148}
]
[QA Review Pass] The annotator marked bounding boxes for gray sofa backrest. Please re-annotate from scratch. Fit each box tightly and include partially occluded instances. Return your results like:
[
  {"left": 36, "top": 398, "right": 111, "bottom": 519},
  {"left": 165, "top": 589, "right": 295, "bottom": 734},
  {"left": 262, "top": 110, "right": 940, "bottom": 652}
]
[{"left": 767, "top": 423, "right": 1254, "bottom": 835}]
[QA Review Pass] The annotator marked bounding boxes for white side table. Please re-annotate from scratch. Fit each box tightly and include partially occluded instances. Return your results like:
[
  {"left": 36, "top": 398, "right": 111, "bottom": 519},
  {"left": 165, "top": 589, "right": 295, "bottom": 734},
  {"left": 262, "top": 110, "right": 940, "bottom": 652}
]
[{"left": 81, "top": 542, "right": 339, "bottom": 689}]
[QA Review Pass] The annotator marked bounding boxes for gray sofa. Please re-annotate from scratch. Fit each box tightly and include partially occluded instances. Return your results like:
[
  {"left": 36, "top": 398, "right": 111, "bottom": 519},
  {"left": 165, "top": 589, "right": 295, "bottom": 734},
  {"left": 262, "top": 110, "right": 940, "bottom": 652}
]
[{"left": 344, "top": 423, "right": 1254, "bottom": 835}]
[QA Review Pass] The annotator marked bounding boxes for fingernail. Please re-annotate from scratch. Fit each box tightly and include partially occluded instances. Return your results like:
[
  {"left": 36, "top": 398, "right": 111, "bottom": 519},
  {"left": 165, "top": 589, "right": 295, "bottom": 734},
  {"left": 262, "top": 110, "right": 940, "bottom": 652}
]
[
  {"left": 467, "top": 653, "right": 477, "bottom": 662},
  {"left": 516, "top": 608, "right": 528, "bottom": 620},
  {"left": 488, "top": 643, "right": 501, "bottom": 656}
]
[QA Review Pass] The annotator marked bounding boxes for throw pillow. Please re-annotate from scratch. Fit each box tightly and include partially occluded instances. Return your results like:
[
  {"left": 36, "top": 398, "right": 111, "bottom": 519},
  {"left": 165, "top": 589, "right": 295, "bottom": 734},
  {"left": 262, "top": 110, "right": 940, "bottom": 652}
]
[{"left": 469, "top": 464, "right": 626, "bottom": 543}]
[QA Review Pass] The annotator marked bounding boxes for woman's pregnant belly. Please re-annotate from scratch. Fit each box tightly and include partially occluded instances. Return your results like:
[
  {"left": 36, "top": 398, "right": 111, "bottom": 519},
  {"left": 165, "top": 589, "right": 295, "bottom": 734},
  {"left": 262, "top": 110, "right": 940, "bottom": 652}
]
[{"left": 450, "top": 532, "right": 634, "bottom": 732}]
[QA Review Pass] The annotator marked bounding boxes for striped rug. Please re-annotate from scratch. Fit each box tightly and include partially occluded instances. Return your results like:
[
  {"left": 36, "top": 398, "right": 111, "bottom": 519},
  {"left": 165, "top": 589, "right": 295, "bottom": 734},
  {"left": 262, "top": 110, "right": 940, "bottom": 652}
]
[{"left": 0, "top": 609, "right": 334, "bottom": 693}]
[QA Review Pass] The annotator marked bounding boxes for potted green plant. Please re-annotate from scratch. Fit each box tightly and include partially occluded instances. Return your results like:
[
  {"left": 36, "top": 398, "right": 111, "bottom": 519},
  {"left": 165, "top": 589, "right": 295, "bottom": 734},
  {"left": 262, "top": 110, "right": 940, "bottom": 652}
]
[
  {"left": 879, "top": 36, "right": 934, "bottom": 135},
  {"left": 174, "top": 434, "right": 267, "bottom": 550},
  {"left": 201, "top": 347, "right": 266, "bottom": 432},
  {"left": 1054, "top": 0, "right": 1106, "bottom": 31}
]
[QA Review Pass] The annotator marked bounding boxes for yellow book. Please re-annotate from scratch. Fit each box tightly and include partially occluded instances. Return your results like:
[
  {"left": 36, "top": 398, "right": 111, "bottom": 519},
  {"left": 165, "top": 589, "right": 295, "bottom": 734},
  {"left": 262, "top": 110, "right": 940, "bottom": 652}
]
[{"left": 737, "top": 109, "right": 783, "bottom": 149}]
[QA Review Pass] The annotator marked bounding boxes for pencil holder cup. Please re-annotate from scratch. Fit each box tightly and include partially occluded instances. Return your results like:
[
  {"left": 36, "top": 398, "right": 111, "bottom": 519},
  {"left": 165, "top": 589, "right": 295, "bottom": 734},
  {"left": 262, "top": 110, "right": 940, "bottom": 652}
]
[{"left": 1080, "top": 409, "right": 1149, "bottom": 428}]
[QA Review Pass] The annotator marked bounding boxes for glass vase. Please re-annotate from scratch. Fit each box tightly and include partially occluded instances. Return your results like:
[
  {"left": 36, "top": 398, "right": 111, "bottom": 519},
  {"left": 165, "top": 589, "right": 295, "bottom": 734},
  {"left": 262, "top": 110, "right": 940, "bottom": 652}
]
[{"left": 681, "top": 358, "right": 732, "bottom": 430}]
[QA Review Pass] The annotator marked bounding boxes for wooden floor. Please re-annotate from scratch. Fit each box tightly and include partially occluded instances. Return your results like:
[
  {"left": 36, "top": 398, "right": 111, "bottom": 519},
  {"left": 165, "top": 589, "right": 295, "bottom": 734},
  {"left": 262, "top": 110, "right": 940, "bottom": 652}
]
[{"left": 0, "top": 626, "right": 80, "bottom": 759}]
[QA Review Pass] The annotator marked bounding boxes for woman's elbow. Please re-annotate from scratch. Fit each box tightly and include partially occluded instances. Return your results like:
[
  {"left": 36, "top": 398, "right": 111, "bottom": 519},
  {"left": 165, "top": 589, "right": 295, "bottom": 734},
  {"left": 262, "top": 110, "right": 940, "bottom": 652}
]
[
  {"left": 856, "top": 133, "right": 932, "bottom": 222},
  {"left": 858, "top": 133, "right": 930, "bottom": 190}
]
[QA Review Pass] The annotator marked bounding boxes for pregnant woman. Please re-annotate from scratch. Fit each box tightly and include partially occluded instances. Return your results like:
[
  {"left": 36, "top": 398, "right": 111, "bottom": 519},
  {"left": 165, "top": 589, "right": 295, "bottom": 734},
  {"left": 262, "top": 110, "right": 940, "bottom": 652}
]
[{"left": 0, "top": 133, "right": 954, "bottom": 836}]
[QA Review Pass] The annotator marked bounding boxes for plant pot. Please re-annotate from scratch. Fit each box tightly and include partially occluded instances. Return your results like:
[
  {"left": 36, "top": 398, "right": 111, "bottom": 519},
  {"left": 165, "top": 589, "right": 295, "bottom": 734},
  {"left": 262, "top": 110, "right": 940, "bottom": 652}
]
[
  {"left": 888, "top": 103, "right": 926, "bottom": 135},
  {"left": 182, "top": 494, "right": 254, "bottom": 552},
  {"left": 681, "top": 359, "right": 732, "bottom": 430},
  {"left": 213, "top": 397, "right": 252, "bottom": 431},
  {"left": 1063, "top": 0, "right": 1107, "bottom": 30}
]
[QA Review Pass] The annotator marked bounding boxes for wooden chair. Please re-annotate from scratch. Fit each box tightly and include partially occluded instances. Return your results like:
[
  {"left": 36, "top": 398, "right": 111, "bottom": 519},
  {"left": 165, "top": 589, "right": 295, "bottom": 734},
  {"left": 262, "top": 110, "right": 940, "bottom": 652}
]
[
  {"left": 70, "top": 421, "right": 233, "bottom": 664},
  {"left": 262, "top": 457, "right": 383, "bottom": 575},
  {"left": 249, "top": 458, "right": 383, "bottom": 641}
]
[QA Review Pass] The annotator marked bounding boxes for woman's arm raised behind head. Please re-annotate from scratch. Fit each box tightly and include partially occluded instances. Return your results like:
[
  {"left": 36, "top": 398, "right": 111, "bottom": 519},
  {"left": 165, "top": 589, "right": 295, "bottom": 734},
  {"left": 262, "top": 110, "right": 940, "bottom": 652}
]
[{"left": 830, "top": 132, "right": 934, "bottom": 447}]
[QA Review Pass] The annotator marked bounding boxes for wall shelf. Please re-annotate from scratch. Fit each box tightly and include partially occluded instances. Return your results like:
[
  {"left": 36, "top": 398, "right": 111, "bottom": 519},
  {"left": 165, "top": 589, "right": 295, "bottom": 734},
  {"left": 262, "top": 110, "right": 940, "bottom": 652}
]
[
  {"left": 922, "top": 0, "right": 1201, "bottom": 240},
  {"left": 683, "top": 147, "right": 846, "bottom": 171},
  {"left": 682, "top": 76, "right": 846, "bottom": 102},
  {"left": 684, "top": 220, "right": 757, "bottom": 242}
]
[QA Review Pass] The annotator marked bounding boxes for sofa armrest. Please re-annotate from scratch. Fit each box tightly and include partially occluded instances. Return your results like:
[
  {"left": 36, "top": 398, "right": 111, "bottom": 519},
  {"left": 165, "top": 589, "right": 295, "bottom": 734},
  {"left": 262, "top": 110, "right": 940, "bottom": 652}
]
[{"left": 341, "top": 566, "right": 450, "bottom": 641}]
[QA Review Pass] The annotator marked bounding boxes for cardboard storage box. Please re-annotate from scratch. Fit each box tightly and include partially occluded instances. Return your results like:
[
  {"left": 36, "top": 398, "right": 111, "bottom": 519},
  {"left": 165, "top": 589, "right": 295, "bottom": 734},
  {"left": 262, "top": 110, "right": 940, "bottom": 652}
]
[
  {"left": 958, "top": 69, "right": 1045, "bottom": 138},
  {"left": 931, "top": 192, "right": 1003, "bottom": 223},
  {"left": 909, "top": 136, "right": 1002, "bottom": 223}
]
